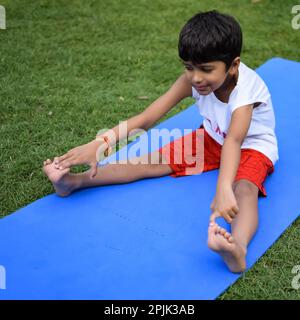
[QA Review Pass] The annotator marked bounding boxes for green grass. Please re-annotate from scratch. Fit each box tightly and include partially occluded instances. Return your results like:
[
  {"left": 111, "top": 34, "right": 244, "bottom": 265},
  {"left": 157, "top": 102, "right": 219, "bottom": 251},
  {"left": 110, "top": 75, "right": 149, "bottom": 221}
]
[{"left": 1, "top": 0, "right": 300, "bottom": 299}]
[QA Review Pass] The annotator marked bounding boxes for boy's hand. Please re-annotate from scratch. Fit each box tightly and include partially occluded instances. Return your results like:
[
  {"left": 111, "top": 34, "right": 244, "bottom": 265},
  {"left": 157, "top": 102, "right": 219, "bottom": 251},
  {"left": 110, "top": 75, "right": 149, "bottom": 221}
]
[
  {"left": 209, "top": 185, "right": 239, "bottom": 224},
  {"left": 53, "top": 140, "right": 107, "bottom": 179}
]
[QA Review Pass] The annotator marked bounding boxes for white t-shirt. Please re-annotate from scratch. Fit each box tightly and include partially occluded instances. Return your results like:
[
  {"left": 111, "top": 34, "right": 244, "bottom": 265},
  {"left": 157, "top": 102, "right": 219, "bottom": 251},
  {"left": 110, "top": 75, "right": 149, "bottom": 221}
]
[{"left": 192, "top": 61, "right": 279, "bottom": 165}]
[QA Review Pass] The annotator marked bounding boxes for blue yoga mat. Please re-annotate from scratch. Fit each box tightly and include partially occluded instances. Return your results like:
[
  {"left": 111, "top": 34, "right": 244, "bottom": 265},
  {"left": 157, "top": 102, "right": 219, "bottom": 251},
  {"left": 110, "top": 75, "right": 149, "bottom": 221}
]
[{"left": 0, "top": 58, "right": 299, "bottom": 300}]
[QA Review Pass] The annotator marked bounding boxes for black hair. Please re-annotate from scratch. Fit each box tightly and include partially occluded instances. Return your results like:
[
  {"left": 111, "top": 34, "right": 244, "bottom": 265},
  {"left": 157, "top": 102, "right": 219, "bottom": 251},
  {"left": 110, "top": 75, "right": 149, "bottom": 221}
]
[{"left": 178, "top": 10, "right": 242, "bottom": 70}]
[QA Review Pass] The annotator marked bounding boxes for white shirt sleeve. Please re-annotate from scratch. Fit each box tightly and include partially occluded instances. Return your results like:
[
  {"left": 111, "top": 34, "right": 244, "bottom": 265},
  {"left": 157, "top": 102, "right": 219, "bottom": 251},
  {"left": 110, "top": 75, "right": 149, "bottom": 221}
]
[{"left": 230, "top": 77, "right": 271, "bottom": 114}]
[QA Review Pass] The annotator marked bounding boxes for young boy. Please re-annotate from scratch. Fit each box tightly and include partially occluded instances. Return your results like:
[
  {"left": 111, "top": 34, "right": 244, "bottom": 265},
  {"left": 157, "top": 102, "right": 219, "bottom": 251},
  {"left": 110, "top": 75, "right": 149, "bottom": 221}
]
[{"left": 43, "top": 10, "right": 278, "bottom": 273}]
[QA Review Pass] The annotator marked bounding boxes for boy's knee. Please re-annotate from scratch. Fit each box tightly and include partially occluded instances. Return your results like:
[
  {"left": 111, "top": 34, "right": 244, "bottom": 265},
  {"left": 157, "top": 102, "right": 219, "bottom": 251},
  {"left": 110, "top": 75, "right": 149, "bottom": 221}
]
[{"left": 233, "top": 179, "right": 258, "bottom": 197}]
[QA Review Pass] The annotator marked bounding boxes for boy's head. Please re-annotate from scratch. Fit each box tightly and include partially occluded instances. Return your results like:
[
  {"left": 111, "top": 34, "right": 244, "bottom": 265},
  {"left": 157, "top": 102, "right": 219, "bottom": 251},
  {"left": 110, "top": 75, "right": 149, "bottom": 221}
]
[
  {"left": 178, "top": 10, "right": 242, "bottom": 95},
  {"left": 178, "top": 10, "right": 243, "bottom": 71}
]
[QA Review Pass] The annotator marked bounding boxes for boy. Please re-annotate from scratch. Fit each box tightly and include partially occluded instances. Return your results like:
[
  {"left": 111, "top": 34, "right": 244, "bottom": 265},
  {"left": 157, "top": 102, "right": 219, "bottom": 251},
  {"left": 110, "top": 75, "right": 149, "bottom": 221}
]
[{"left": 43, "top": 10, "right": 278, "bottom": 273}]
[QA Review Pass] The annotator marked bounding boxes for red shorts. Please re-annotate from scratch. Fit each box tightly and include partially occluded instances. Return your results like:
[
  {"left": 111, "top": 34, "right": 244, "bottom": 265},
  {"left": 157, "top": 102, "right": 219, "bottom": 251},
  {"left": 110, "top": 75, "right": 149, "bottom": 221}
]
[{"left": 158, "top": 125, "right": 274, "bottom": 197}]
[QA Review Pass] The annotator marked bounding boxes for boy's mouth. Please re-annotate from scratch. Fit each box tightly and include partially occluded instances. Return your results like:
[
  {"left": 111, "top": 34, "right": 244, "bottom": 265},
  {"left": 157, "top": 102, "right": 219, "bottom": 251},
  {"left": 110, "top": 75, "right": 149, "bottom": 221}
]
[{"left": 196, "top": 85, "right": 209, "bottom": 91}]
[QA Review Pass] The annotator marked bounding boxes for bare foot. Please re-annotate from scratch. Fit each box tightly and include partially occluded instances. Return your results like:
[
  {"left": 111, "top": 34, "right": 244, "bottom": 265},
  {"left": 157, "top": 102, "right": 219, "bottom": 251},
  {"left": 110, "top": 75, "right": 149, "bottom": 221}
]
[
  {"left": 42, "top": 159, "right": 78, "bottom": 197},
  {"left": 207, "top": 222, "right": 247, "bottom": 273}
]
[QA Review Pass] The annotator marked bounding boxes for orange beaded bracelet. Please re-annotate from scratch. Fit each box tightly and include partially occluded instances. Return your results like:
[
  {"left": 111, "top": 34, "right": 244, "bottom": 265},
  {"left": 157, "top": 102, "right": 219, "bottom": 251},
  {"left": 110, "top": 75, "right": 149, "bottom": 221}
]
[{"left": 95, "top": 135, "right": 112, "bottom": 157}]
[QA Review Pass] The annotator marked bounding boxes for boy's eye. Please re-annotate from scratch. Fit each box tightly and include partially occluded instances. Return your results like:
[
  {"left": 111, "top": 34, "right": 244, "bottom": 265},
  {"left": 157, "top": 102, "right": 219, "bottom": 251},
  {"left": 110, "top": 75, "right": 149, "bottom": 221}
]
[
  {"left": 201, "top": 68, "right": 213, "bottom": 73},
  {"left": 183, "top": 65, "right": 213, "bottom": 73}
]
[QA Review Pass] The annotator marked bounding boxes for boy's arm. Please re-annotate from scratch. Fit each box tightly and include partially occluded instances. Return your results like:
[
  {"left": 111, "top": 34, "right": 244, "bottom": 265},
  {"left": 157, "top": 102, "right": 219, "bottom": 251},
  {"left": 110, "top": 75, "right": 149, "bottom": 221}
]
[
  {"left": 53, "top": 74, "right": 192, "bottom": 176},
  {"left": 93, "top": 73, "right": 192, "bottom": 149},
  {"left": 98, "top": 73, "right": 192, "bottom": 144},
  {"left": 210, "top": 104, "right": 254, "bottom": 224},
  {"left": 139, "top": 73, "right": 192, "bottom": 130}
]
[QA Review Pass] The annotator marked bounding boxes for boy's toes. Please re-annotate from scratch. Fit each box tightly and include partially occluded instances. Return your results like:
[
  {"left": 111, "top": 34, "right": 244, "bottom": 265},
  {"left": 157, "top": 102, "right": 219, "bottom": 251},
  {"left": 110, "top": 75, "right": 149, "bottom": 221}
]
[
  {"left": 217, "top": 228, "right": 234, "bottom": 242},
  {"left": 227, "top": 235, "right": 234, "bottom": 243},
  {"left": 218, "top": 227, "right": 227, "bottom": 236},
  {"left": 224, "top": 232, "right": 231, "bottom": 239},
  {"left": 219, "top": 228, "right": 234, "bottom": 242},
  {"left": 208, "top": 222, "right": 218, "bottom": 235},
  {"left": 43, "top": 159, "right": 54, "bottom": 167}
]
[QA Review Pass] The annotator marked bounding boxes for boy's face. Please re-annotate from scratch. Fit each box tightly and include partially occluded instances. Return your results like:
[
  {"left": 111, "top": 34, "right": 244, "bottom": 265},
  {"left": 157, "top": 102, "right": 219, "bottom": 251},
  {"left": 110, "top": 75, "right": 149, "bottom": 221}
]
[{"left": 182, "top": 58, "right": 240, "bottom": 95}]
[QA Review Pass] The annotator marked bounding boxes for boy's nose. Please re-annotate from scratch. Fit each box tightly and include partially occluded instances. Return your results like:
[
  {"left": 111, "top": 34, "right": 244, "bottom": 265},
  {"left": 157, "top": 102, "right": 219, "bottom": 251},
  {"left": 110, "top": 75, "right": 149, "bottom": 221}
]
[{"left": 192, "top": 72, "right": 204, "bottom": 84}]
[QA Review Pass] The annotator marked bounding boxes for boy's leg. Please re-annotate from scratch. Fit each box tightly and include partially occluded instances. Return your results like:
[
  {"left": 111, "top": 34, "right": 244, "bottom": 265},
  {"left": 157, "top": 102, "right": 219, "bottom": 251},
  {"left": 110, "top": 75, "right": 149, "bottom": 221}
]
[
  {"left": 43, "top": 150, "right": 173, "bottom": 196},
  {"left": 231, "top": 179, "right": 259, "bottom": 249},
  {"left": 208, "top": 179, "right": 259, "bottom": 273}
]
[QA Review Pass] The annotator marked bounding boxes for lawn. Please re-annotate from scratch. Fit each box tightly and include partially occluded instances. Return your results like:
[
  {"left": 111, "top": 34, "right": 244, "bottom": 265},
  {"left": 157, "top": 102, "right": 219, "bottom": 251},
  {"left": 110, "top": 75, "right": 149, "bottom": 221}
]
[{"left": 0, "top": 0, "right": 300, "bottom": 299}]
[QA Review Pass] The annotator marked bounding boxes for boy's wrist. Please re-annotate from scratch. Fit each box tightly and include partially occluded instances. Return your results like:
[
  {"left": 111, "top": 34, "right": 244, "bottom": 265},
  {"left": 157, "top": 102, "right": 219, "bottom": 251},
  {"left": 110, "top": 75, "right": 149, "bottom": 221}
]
[
  {"left": 95, "top": 129, "right": 118, "bottom": 145},
  {"left": 216, "top": 181, "right": 232, "bottom": 193},
  {"left": 94, "top": 135, "right": 112, "bottom": 157}
]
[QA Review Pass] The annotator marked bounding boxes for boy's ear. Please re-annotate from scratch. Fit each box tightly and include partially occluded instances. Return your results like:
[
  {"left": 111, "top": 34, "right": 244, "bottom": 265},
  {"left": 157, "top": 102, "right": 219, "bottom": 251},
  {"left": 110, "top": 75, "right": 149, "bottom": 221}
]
[
  {"left": 229, "top": 57, "right": 240, "bottom": 75},
  {"left": 233, "top": 56, "right": 241, "bottom": 66}
]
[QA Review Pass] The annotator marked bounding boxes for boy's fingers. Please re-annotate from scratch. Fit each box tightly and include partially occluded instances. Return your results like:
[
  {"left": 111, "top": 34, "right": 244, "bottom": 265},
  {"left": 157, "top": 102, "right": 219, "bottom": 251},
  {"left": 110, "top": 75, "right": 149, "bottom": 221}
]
[
  {"left": 225, "top": 215, "right": 233, "bottom": 224},
  {"left": 90, "top": 162, "right": 98, "bottom": 179},
  {"left": 228, "top": 210, "right": 236, "bottom": 218},
  {"left": 232, "top": 205, "right": 239, "bottom": 215},
  {"left": 54, "top": 153, "right": 72, "bottom": 164},
  {"left": 58, "top": 157, "right": 78, "bottom": 169}
]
